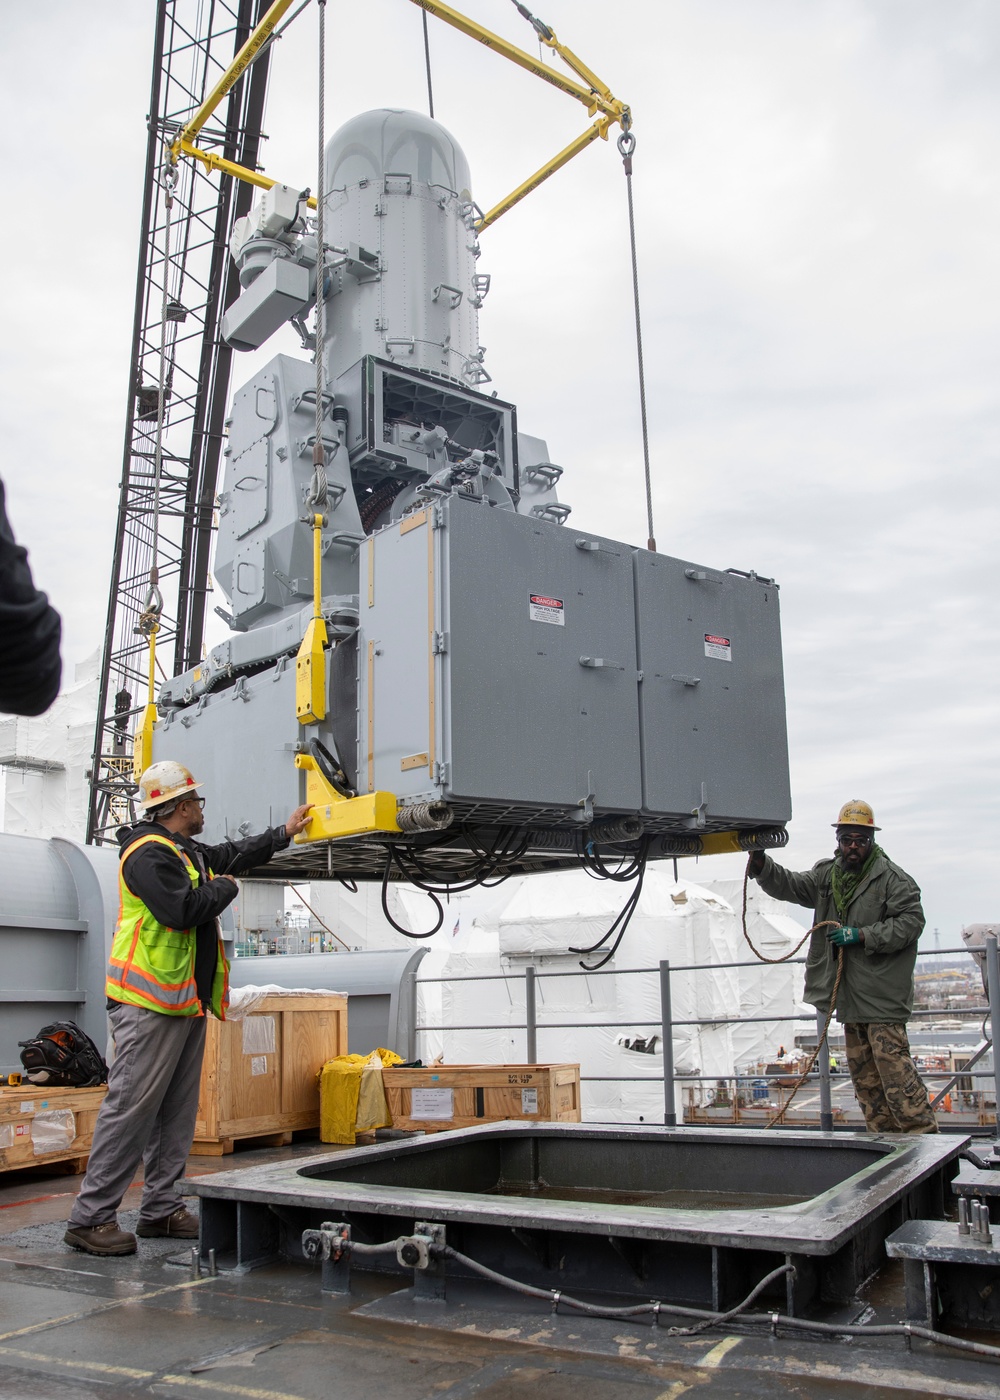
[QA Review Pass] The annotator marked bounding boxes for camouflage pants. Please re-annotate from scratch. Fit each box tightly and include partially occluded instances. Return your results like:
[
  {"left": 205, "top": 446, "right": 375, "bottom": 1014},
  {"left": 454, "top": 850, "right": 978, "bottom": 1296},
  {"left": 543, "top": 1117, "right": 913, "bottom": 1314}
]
[{"left": 843, "top": 1022, "right": 937, "bottom": 1134}]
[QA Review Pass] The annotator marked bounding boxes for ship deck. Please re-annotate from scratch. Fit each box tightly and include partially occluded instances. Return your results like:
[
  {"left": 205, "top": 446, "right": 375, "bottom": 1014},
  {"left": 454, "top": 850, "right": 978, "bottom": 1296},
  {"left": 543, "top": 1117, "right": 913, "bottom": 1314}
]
[{"left": 1, "top": 1133, "right": 999, "bottom": 1400}]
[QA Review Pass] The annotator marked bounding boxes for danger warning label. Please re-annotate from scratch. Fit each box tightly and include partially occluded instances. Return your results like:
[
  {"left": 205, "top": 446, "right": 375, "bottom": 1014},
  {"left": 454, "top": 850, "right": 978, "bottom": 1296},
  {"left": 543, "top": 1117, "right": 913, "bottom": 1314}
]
[
  {"left": 704, "top": 633, "right": 732, "bottom": 662},
  {"left": 529, "top": 594, "right": 565, "bottom": 626}
]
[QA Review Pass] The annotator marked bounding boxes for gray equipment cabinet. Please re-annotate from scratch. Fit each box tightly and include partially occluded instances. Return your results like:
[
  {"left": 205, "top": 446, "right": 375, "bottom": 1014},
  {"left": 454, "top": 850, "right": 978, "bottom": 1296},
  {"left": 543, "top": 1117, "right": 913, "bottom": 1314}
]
[{"left": 358, "top": 494, "right": 790, "bottom": 832}]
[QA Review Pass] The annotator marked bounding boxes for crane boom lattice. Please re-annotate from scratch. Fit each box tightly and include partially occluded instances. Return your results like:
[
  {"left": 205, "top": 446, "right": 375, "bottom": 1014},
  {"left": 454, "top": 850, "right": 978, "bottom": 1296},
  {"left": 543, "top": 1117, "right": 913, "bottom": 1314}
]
[{"left": 87, "top": 0, "right": 273, "bottom": 845}]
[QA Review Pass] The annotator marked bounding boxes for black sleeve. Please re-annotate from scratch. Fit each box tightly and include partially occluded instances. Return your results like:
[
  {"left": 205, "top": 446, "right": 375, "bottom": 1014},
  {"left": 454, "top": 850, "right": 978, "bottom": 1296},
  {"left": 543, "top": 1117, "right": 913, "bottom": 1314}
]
[
  {"left": 122, "top": 841, "right": 240, "bottom": 930},
  {"left": 0, "top": 479, "right": 62, "bottom": 717},
  {"left": 195, "top": 825, "right": 291, "bottom": 877}
]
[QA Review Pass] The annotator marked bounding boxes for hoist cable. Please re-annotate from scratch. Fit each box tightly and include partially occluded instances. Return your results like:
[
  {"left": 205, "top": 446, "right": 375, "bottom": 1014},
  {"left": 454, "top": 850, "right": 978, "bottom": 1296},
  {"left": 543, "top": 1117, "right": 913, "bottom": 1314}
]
[
  {"left": 310, "top": 0, "right": 329, "bottom": 511},
  {"left": 138, "top": 154, "right": 175, "bottom": 666},
  {"left": 618, "top": 116, "right": 655, "bottom": 552},
  {"left": 151, "top": 170, "right": 172, "bottom": 583},
  {"left": 421, "top": 9, "right": 435, "bottom": 118}
]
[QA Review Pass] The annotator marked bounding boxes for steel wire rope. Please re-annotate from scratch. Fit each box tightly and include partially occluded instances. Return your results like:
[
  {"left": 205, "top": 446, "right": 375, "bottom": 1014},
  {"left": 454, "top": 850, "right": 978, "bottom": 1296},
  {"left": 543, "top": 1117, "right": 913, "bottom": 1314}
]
[
  {"left": 287, "top": 882, "right": 354, "bottom": 951},
  {"left": 421, "top": 9, "right": 435, "bottom": 118},
  {"left": 505, "top": 1, "right": 654, "bottom": 548},
  {"left": 140, "top": 155, "right": 176, "bottom": 639},
  {"left": 618, "top": 114, "right": 656, "bottom": 553},
  {"left": 309, "top": 0, "right": 329, "bottom": 513},
  {"left": 737, "top": 855, "right": 842, "bottom": 1128}
]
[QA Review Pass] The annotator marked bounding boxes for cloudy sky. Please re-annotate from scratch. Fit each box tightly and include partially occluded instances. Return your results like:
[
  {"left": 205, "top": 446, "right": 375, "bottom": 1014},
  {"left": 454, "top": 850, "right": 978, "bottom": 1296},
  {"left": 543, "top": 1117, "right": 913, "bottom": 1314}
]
[{"left": 1, "top": 1, "right": 997, "bottom": 940}]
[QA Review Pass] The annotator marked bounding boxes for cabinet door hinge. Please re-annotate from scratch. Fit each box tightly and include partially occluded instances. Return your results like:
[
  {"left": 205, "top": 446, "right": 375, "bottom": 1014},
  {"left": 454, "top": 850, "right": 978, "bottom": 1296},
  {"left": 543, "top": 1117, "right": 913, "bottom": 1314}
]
[
  {"left": 431, "top": 631, "right": 448, "bottom": 655},
  {"left": 432, "top": 760, "right": 449, "bottom": 786}
]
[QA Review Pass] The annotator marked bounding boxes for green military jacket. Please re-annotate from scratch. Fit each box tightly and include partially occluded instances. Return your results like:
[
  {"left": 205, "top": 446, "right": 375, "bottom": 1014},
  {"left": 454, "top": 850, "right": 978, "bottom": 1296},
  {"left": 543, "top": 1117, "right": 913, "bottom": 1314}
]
[{"left": 755, "top": 852, "right": 925, "bottom": 1024}]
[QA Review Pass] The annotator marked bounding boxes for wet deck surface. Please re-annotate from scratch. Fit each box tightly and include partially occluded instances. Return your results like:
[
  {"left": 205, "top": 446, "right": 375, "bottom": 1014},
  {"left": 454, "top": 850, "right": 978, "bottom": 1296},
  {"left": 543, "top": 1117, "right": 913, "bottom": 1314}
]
[{"left": 0, "top": 1136, "right": 998, "bottom": 1400}]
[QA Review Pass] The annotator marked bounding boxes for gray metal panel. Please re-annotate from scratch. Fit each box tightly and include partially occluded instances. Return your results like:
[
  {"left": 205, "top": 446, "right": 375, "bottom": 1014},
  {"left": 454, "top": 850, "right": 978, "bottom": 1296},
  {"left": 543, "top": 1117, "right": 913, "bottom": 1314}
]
[
  {"left": 635, "top": 554, "right": 791, "bottom": 825},
  {"left": 441, "top": 499, "right": 641, "bottom": 812},
  {"left": 156, "top": 659, "right": 304, "bottom": 844},
  {"left": 0, "top": 836, "right": 119, "bottom": 1068},
  {"left": 222, "top": 256, "right": 311, "bottom": 351},
  {"left": 228, "top": 948, "right": 426, "bottom": 1056},
  {"left": 231, "top": 437, "right": 269, "bottom": 539},
  {"left": 364, "top": 513, "right": 435, "bottom": 798}
]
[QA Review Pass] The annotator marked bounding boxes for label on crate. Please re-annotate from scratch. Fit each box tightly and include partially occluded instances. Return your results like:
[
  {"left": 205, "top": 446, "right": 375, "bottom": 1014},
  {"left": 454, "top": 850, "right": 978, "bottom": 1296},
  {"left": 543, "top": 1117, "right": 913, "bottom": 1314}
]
[
  {"left": 704, "top": 633, "right": 732, "bottom": 661},
  {"left": 0, "top": 1125, "right": 13, "bottom": 1148},
  {"left": 250, "top": 1056, "right": 268, "bottom": 1076},
  {"left": 410, "top": 1087, "right": 454, "bottom": 1120},
  {"left": 19, "top": 1102, "right": 34, "bottom": 1114},
  {"left": 529, "top": 594, "right": 565, "bottom": 625},
  {"left": 242, "top": 1016, "right": 276, "bottom": 1056},
  {"left": 521, "top": 1088, "right": 539, "bottom": 1114}
]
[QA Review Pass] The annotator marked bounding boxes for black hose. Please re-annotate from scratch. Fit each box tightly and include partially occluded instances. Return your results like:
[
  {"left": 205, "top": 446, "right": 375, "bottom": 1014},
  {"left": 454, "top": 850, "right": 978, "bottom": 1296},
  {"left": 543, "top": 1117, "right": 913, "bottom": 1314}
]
[
  {"left": 571, "top": 838, "right": 650, "bottom": 969},
  {"left": 380, "top": 852, "right": 443, "bottom": 938}
]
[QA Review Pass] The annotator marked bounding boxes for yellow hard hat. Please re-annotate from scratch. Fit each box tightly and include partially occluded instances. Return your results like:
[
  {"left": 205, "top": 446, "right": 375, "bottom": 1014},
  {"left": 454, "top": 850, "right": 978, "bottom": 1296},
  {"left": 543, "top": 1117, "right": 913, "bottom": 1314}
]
[
  {"left": 832, "top": 799, "right": 880, "bottom": 831},
  {"left": 137, "top": 760, "right": 203, "bottom": 814}
]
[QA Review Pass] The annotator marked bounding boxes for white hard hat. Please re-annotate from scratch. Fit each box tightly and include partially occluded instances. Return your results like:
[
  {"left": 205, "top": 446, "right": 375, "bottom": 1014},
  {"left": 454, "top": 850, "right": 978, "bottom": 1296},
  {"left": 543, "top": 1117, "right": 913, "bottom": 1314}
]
[{"left": 137, "top": 761, "right": 203, "bottom": 814}]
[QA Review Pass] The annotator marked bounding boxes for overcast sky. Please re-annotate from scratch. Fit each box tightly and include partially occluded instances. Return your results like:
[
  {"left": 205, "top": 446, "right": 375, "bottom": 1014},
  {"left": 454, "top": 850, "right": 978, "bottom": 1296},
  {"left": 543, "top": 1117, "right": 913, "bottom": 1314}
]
[{"left": 1, "top": 1, "right": 997, "bottom": 939}]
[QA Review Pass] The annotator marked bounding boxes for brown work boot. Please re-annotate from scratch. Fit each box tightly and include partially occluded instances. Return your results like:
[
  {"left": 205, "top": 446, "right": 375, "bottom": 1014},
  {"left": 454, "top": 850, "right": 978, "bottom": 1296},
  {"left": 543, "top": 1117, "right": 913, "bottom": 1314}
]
[
  {"left": 64, "top": 1221, "right": 137, "bottom": 1256},
  {"left": 136, "top": 1206, "right": 199, "bottom": 1238}
]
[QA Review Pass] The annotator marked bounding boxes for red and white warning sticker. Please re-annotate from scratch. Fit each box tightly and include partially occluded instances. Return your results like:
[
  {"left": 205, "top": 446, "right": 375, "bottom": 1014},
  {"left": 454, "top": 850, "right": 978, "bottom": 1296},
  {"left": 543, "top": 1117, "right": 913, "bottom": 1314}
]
[
  {"left": 704, "top": 633, "right": 732, "bottom": 661},
  {"left": 529, "top": 594, "right": 565, "bottom": 626}
]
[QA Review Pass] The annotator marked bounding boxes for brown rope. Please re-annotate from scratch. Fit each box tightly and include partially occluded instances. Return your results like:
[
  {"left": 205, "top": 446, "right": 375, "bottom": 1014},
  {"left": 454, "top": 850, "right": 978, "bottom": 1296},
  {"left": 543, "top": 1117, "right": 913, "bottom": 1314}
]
[
  {"left": 288, "top": 883, "right": 353, "bottom": 953},
  {"left": 739, "top": 857, "right": 842, "bottom": 1128}
]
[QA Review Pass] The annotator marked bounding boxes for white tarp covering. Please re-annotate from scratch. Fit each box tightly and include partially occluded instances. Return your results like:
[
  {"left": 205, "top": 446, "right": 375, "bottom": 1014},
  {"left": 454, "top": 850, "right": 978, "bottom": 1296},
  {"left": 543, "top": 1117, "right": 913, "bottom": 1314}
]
[
  {"left": 244, "top": 861, "right": 807, "bottom": 1122},
  {"left": 410, "top": 868, "right": 807, "bottom": 1124}
]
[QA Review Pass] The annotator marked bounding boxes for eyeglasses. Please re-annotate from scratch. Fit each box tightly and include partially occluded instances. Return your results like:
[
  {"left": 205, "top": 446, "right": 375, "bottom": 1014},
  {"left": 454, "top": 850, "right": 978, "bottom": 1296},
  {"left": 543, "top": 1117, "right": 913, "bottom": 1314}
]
[
  {"left": 838, "top": 833, "right": 871, "bottom": 848},
  {"left": 185, "top": 796, "right": 206, "bottom": 809}
]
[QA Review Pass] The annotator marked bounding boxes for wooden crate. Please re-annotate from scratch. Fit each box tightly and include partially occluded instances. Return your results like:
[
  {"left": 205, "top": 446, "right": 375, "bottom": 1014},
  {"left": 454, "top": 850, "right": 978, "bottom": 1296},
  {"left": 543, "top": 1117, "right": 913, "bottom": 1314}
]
[
  {"left": 193, "top": 992, "right": 348, "bottom": 1155},
  {"left": 0, "top": 1084, "right": 106, "bottom": 1175},
  {"left": 383, "top": 1063, "right": 581, "bottom": 1133}
]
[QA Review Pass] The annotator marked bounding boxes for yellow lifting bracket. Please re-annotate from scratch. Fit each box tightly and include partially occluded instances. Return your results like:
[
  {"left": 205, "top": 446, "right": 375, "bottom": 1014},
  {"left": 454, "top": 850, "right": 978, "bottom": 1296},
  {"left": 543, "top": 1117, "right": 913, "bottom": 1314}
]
[
  {"left": 295, "top": 512, "right": 329, "bottom": 725},
  {"left": 293, "top": 513, "right": 402, "bottom": 843},
  {"left": 409, "top": 0, "right": 630, "bottom": 229},
  {"left": 293, "top": 756, "right": 401, "bottom": 843}
]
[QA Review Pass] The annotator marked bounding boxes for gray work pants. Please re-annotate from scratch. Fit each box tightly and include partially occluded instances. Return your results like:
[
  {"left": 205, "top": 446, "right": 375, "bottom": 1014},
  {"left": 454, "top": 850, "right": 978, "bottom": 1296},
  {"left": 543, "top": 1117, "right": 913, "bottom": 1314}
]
[{"left": 68, "top": 1003, "right": 207, "bottom": 1227}]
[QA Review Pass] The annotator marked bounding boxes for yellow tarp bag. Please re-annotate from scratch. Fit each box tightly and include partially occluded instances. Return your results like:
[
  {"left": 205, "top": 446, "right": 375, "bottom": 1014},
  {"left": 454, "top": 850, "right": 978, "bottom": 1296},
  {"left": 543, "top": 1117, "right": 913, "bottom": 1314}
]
[{"left": 318, "top": 1048, "right": 403, "bottom": 1144}]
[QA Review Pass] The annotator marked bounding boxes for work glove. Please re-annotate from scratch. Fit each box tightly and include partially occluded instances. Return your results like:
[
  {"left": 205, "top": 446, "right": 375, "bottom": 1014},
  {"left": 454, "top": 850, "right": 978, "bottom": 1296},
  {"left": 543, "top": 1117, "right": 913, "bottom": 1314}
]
[
  {"left": 747, "top": 850, "right": 766, "bottom": 877},
  {"left": 827, "top": 925, "right": 862, "bottom": 947}
]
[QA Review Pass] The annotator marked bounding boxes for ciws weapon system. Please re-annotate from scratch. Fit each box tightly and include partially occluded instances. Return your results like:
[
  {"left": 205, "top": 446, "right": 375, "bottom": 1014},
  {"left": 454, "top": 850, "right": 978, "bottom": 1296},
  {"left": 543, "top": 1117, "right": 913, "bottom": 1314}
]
[{"left": 151, "top": 108, "right": 791, "bottom": 885}]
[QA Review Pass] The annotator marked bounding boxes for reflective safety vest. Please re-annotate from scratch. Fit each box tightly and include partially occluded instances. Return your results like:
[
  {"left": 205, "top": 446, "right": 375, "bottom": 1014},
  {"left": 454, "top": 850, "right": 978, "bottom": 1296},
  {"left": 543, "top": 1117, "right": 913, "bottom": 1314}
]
[{"left": 106, "top": 833, "right": 229, "bottom": 1018}]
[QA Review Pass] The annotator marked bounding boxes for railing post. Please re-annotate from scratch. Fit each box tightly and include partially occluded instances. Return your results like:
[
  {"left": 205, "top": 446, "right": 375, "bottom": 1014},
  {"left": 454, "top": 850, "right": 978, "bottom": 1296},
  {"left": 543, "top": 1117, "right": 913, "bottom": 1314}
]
[
  {"left": 817, "top": 1011, "right": 833, "bottom": 1132},
  {"left": 525, "top": 965, "right": 537, "bottom": 1063},
  {"left": 659, "top": 959, "right": 677, "bottom": 1127},
  {"left": 985, "top": 933, "right": 1000, "bottom": 1161}
]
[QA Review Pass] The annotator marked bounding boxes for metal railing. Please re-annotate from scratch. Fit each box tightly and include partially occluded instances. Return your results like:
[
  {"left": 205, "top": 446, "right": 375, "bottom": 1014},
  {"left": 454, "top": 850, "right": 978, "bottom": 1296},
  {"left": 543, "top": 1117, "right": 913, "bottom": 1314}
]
[{"left": 415, "top": 941, "right": 1000, "bottom": 1137}]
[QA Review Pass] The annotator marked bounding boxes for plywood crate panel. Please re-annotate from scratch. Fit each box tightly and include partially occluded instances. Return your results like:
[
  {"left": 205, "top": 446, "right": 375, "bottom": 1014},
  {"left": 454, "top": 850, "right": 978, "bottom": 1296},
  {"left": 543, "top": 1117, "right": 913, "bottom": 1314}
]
[
  {"left": 193, "top": 993, "right": 347, "bottom": 1154},
  {"left": 383, "top": 1063, "right": 581, "bottom": 1133},
  {"left": 0, "top": 1084, "right": 106, "bottom": 1173}
]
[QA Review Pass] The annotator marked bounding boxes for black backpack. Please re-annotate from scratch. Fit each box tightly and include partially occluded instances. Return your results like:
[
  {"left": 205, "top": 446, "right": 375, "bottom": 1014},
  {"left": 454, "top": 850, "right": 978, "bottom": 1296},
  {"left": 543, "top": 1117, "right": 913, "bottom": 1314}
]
[{"left": 18, "top": 1021, "right": 108, "bottom": 1088}]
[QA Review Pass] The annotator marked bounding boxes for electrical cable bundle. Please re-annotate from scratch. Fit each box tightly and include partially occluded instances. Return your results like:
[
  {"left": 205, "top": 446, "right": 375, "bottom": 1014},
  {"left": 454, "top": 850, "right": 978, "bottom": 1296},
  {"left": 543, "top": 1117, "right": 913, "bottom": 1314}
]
[
  {"left": 380, "top": 826, "right": 531, "bottom": 937},
  {"left": 571, "top": 836, "right": 651, "bottom": 971}
]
